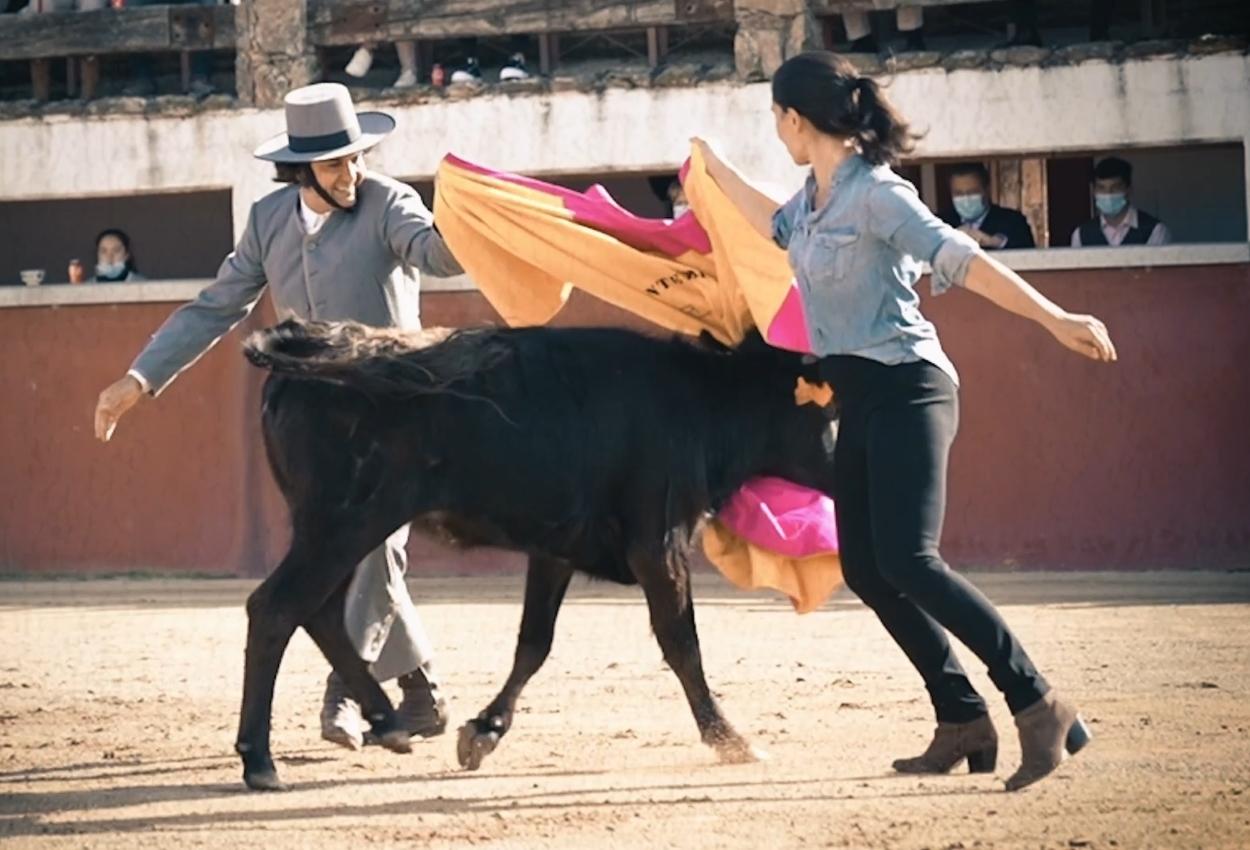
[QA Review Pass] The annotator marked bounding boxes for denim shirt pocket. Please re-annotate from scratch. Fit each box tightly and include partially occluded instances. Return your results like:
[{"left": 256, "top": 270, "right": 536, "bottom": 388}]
[{"left": 806, "top": 229, "right": 860, "bottom": 285}]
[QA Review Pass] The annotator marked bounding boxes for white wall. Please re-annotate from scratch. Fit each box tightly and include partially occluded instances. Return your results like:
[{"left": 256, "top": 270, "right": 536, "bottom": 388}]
[{"left": 1, "top": 51, "right": 1247, "bottom": 242}]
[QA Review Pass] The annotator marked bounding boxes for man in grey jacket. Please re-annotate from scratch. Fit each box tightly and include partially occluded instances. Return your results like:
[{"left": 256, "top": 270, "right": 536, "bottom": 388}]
[{"left": 93, "top": 83, "right": 463, "bottom": 750}]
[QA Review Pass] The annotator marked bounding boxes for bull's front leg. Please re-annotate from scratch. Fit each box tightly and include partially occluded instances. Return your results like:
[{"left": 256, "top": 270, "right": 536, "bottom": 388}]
[
  {"left": 236, "top": 525, "right": 384, "bottom": 791},
  {"left": 458, "top": 555, "right": 573, "bottom": 770},
  {"left": 236, "top": 566, "right": 307, "bottom": 791},
  {"left": 632, "top": 548, "right": 764, "bottom": 764}
]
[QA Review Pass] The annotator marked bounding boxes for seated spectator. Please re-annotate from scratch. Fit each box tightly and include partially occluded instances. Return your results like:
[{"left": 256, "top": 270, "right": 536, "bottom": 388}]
[
  {"left": 841, "top": 6, "right": 925, "bottom": 54},
  {"left": 92, "top": 228, "right": 146, "bottom": 282},
  {"left": 1070, "top": 157, "right": 1171, "bottom": 247},
  {"left": 648, "top": 175, "right": 689, "bottom": 219},
  {"left": 345, "top": 41, "right": 419, "bottom": 89},
  {"left": 939, "top": 163, "right": 1035, "bottom": 250}
]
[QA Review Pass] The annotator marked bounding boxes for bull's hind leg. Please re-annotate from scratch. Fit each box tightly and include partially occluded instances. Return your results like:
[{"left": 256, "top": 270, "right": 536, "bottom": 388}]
[
  {"left": 458, "top": 555, "right": 573, "bottom": 770},
  {"left": 633, "top": 550, "right": 762, "bottom": 764},
  {"left": 302, "top": 582, "right": 411, "bottom": 755}
]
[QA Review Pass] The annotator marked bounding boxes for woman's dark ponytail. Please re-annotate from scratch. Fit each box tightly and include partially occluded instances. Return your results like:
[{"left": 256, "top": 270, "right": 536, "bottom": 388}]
[
  {"left": 850, "top": 75, "right": 916, "bottom": 165},
  {"left": 772, "top": 52, "right": 919, "bottom": 166}
]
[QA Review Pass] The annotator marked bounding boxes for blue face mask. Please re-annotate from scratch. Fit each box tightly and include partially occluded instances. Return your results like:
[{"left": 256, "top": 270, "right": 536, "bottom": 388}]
[
  {"left": 96, "top": 261, "right": 127, "bottom": 280},
  {"left": 1095, "top": 192, "right": 1128, "bottom": 217},
  {"left": 952, "top": 194, "right": 987, "bottom": 223}
]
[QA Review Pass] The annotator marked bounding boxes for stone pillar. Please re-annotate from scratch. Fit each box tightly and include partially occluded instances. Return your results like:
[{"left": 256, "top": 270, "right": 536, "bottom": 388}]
[
  {"left": 235, "top": 0, "right": 319, "bottom": 107},
  {"left": 734, "top": 0, "right": 821, "bottom": 81}
]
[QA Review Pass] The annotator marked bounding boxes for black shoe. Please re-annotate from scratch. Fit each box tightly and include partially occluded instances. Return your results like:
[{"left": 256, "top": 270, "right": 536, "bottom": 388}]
[
  {"left": 500, "top": 52, "right": 531, "bottom": 82},
  {"left": 319, "top": 672, "right": 364, "bottom": 751},
  {"left": 450, "top": 57, "right": 482, "bottom": 84},
  {"left": 363, "top": 665, "right": 448, "bottom": 744}
]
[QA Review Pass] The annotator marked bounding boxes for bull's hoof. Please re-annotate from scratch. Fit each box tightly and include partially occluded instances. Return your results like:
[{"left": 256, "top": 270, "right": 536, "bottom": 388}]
[
  {"left": 243, "top": 768, "right": 289, "bottom": 792},
  {"left": 714, "top": 739, "right": 768, "bottom": 765},
  {"left": 457, "top": 721, "right": 501, "bottom": 771},
  {"left": 375, "top": 729, "right": 412, "bottom": 754}
]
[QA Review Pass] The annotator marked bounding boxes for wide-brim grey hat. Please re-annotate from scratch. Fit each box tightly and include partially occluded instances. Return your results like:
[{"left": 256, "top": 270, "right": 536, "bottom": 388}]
[{"left": 253, "top": 82, "right": 396, "bottom": 163}]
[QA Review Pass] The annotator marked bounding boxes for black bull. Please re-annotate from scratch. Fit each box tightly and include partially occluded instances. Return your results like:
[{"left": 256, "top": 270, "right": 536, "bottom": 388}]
[{"left": 236, "top": 319, "right": 837, "bottom": 790}]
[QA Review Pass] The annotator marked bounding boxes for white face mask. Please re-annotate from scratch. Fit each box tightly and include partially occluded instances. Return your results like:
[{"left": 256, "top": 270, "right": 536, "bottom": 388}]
[
  {"left": 671, "top": 203, "right": 690, "bottom": 219},
  {"left": 96, "top": 261, "right": 127, "bottom": 279}
]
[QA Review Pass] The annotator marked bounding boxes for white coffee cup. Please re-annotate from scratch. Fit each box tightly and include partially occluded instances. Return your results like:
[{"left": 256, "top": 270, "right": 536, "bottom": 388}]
[{"left": 20, "top": 269, "right": 46, "bottom": 287}]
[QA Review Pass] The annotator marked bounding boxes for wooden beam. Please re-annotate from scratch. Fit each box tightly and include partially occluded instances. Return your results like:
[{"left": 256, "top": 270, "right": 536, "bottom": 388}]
[
  {"left": 919, "top": 162, "right": 938, "bottom": 210},
  {"left": 538, "top": 32, "right": 560, "bottom": 75},
  {"left": 309, "top": 0, "right": 734, "bottom": 47},
  {"left": 80, "top": 55, "right": 100, "bottom": 101},
  {"left": 808, "top": 0, "right": 987, "bottom": 11},
  {"left": 1020, "top": 157, "right": 1049, "bottom": 249},
  {"left": 30, "top": 59, "right": 52, "bottom": 102},
  {"left": 993, "top": 158, "right": 1023, "bottom": 212},
  {"left": 0, "top": 6, "right": 235, "bottom": 61}
]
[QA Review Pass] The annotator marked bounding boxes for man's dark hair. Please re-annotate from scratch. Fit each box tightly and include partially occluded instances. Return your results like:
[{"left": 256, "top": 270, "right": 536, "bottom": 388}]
[
  {"left": 272, "top": 161, "right": 356, "bottom": 213},
  {"left": 273, "top": 163, "right": 308, "bottom": 185},
  {"left": 1093, "top": 157, "right": 1133, "bottom": 185},
  {"left": 950, "top": 162, "right": 990, "bottom": 188}
]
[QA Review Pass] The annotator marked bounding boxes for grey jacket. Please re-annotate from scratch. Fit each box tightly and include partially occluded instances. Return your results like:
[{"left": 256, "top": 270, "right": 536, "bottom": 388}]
[{"left": 130, "top": 172, "right": 463, "bottom": 395}]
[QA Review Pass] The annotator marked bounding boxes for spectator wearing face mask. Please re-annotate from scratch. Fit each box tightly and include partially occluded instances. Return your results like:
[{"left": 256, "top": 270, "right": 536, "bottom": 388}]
[
  {"left": 648, "top": 175, "right": 690, "bottom": 219},
  {"left": 1070, "top": 157, "right": 1171, "bottom": 247},
  {"left": 939, "top": 163, "right": 1035, "bottom": 251},
  {"left": 92, "top": 228, "right": 146, "bottom": 282}
]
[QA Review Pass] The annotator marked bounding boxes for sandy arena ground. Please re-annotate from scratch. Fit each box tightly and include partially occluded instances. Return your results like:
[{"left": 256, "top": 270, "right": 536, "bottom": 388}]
[{"left": 1, "top": 572, "right": 1248, "bottom": 850}]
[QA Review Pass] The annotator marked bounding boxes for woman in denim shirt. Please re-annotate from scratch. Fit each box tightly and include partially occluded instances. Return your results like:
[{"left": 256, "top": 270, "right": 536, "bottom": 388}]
[{"left": 697, "top": 52, "right": 1116, "bottom": 792}]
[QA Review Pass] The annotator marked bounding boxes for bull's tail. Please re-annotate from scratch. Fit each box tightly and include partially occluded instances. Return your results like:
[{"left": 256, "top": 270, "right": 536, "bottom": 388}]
[{"left": 244, "top": 319, "right": 513, "bottom": 403}]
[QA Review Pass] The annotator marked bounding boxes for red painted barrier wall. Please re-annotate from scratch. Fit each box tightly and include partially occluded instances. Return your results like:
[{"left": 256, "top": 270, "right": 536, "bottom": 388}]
[{"left": 2, "top": 264, "right": 1248, "bottom": 575}]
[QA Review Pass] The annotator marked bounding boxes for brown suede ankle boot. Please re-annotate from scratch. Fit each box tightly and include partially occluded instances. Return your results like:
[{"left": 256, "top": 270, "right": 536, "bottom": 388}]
[
  {"left": 1005, "top": 691, "right": 1092, "bottom": 791},
  {"left": 892, "top": 715, "right": 998, "bottom": 774}
]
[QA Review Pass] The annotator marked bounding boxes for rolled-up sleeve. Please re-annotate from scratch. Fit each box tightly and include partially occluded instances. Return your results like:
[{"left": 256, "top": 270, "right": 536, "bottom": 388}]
[
  {"left": 383, "top": 188, "right": 465, "bottom": 278},
  {"left": 771, "top": 190, "right": 805, "bottom": 250},
  {"left": 867, "top": 181, "right": 979, "bottom": 294}
]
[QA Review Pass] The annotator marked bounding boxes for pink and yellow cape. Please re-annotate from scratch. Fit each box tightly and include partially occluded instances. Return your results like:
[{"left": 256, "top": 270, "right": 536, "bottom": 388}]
[{"left": 434, "top": 147, "right": 842, "bottom": 613}]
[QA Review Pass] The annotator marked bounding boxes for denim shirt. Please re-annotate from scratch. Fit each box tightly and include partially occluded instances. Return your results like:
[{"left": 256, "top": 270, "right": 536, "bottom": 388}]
[{"left": 772, "top": 155, "right": 978, "bottom": 386}]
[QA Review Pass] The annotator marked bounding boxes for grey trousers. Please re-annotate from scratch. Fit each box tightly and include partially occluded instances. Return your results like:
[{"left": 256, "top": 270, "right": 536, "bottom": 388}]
[{"left": 343, "top": 523, "right": 435, "bottom": 682}]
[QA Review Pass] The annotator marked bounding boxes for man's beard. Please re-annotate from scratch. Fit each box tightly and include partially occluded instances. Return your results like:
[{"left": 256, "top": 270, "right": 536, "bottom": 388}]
[{"left": 304, "top": 166, "right": 357, "bottom": 214}]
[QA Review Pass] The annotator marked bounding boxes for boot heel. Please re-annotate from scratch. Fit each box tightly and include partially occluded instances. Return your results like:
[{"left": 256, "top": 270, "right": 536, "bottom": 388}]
[
  {"left": 1065, "top": 716, "right": 1092, "bottom": 755},
  {"left": 966, "top": 744, "right": 998, "bottom": 773}
]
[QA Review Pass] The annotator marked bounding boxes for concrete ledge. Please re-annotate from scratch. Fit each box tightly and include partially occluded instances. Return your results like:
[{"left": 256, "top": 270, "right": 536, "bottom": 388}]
[
  {"left": 2, "top": 245, "right": 1246, "bottom": 308},
  {"left": 0, "top": 280, "right": 211, "bottom": 308},
  {"left": 998, "top": 243, "right": 1250, "bottom": 271}
]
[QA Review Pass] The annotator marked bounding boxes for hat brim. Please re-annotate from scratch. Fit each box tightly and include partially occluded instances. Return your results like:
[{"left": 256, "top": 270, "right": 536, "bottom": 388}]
[{"left": 252, "top": 112, "right": 396, "bottom": 163}]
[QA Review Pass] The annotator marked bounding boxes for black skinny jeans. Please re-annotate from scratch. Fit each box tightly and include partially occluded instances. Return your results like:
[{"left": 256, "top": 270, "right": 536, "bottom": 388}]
[{"left": 821, "top": 354, "right": 1048, "bottom": 723}]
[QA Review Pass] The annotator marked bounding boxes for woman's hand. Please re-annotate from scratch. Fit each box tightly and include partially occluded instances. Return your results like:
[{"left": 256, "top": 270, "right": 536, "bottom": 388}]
[
  {"left": 690, "top": 137, "right": 726, "bottom": 179},
  {"left": 1044, "top": 313, "right": 1118, "bottom": 362}
]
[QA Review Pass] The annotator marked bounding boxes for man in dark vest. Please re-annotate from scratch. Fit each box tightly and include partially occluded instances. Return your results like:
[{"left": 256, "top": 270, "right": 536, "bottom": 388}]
[
  {"left": 1070, "top": 156, "right": 1171, "bottom": 247},
  {"left": 938, "top": 162, "right": 1035, "bottom": 251}
]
